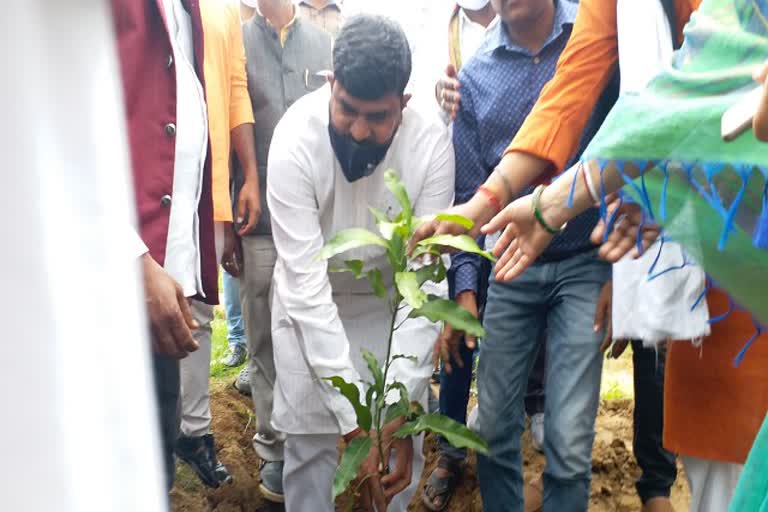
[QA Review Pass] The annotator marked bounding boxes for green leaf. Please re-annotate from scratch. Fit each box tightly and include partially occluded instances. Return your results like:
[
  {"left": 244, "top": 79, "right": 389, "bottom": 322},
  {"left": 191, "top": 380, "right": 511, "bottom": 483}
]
[
  {"left": 323, "top": 376, "right": 372, "bottom": 432},
  {"left": 414, "top": 262, "right": 446, "bottom": 286},
  {"left": 395, "top": 272, "right": 427, "bottom": 309},
  {"left": 319, "top": 228, "right": 387, "bottom": 260},
  {"left": 415, "top": 213, "right": 474, "bottom": 230},
  {"left": 389, "top": 354, "right": 418, "bottom": 365},
  {"left": 366, "top": 268, "right": 387, "bottom": 299},
  {"left": 384, "top": 382, "right": 410, "bottom": 424},
  {"left": 377, "top": 221, "right": 397, "bottom": 240},
  {"left": 410, "top": 245, "right": 441, "bottom": 259},
  {"left": 329, "top": 259, "right": 365, "bottom": 277},
  {"left": 365, "top": 386, "right": 377, "bottom": 410},
  {"left": 417, "top": 234, "right": 496, "bottom": 261},
  {"left": 387, "top": 233, "right": 407, "bottom": 272},
  {"left": 384, "top": 170, "right": 413, "bottom": 226},
  {"left": 361, "top": 349, "right": 384, "bottom": 393},
  {"left": 407, "top": 400, "right": 426, "bottom": 421},
  {"left": 369, "top": 207, "right": 391, "bottom": 224},
  {"left": 410, "top": 297, "right": 486, "bottom": 338},
  {"left": 394, "top": 413, "right": 489, "bottom": 454},
  {"left": 333, "top": 436, "right": 372, "bottom": 498}
]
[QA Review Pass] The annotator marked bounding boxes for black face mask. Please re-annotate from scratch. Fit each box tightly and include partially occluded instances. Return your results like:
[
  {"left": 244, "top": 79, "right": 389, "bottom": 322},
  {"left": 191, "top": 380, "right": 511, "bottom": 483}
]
[{"left": 328, "top": 121, "right": 394, "bottom": 183}]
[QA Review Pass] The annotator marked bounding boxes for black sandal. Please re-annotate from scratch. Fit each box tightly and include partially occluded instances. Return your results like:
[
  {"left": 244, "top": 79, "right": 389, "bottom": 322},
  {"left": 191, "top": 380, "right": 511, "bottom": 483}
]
[{"left": 421, "top": 457, "right": 463, "bottom": 511}]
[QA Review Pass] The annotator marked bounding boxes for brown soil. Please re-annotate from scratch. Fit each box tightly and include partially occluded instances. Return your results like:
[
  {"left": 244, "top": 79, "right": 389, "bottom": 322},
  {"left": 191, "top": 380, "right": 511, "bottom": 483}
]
[{"left": 171, "top": 385, "right": 690, "bottom": 512}]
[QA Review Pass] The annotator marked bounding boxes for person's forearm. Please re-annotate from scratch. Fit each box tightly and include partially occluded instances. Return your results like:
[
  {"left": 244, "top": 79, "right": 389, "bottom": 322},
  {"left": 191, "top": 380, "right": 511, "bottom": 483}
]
[
  {"left": 231, "top": 123, "right": 259, "bottom": 183},
  {"left": 463, "top": 151, "right": 553, "bottom": 231},
  {"left": 539, "top": 160, "right": 639, "bottom": 227}
]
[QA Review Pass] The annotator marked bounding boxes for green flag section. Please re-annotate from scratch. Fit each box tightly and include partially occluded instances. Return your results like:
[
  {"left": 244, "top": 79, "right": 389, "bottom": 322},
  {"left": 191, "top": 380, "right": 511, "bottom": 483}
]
[{"left": 581, "top": 0, "right": 768, "bottom": 324}]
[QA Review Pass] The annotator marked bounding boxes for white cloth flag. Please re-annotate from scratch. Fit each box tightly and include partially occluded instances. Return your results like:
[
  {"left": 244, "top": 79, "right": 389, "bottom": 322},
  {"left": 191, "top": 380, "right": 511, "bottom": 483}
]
[
  {"left": 612, "top": 0, "right": 710, "bottom": 344},
  {"left": 0, "top": 2, "right": 166, "bottom": 511}
]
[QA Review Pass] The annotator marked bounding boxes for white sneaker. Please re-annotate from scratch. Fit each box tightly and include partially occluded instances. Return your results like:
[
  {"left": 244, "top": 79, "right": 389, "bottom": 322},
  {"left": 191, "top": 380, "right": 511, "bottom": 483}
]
[{"left": 530, "top": 413, "right": 544, "bottom": 453}]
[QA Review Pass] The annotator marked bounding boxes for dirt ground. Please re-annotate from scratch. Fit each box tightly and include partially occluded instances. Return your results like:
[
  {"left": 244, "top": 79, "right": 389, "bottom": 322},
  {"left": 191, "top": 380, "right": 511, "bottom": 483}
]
[{"left": 171, "top": 379, "right": 690, "bottom": 512}]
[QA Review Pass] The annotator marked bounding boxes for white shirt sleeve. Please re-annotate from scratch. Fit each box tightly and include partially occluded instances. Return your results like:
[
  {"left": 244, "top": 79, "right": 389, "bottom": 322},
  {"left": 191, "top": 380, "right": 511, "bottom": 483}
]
[
  {"left": 386, "top": 126, "right": 456, "bottom": 405},
  {"left": 267, "top": 140, "right": 362, "bottom": 435}
]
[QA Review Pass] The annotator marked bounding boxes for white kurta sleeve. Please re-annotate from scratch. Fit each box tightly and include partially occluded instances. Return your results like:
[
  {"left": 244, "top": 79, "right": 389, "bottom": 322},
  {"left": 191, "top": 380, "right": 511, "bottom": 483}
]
[
  {"left": 386, "top": 126, "right": 455, "bottom": 406},
  {"left": 267, "top": 136, "right": 362, "bottom": 435},
  {"left": 130, "top": 227, "right": 149, "bottom": 259}
]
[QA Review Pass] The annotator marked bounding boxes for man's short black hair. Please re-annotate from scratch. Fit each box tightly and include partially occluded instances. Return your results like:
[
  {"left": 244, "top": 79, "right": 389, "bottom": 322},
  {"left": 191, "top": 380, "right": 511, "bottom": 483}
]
[{"left": 332, "top": 14, "right": 412, "bottom": 101}]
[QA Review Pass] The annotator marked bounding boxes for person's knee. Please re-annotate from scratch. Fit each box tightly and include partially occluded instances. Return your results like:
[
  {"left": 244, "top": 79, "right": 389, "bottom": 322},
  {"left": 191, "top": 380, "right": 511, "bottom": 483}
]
[{"left": 543, "top": 419, "right": 594, "bottom": 479}]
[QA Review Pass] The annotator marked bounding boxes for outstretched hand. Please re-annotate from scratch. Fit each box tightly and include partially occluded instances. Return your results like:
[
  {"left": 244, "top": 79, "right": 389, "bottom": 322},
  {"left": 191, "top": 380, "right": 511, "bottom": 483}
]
[
  {"left": 481, "top": 195, "right": 554, "bottom": 282},
  {"left": 590, "top": 196, "right": 660, "bottom": 262},
  {"left": 408, "top": 200, "right": 486, "bottom": 254}
]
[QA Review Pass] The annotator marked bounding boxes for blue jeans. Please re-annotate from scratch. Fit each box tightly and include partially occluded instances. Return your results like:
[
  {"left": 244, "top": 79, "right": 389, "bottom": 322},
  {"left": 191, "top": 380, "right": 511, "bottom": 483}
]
[
  {"left": 222, "top": 270, "right": 246, "bottom": 349},
  {"left": 477, "top": 250, "right": 610, "bottom": 512}
]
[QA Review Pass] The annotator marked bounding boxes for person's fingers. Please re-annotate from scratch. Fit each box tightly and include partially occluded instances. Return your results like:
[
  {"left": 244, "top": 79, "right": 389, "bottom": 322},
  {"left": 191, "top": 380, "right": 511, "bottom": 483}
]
[
  {"left": 445, "top": 63, "right": 458, "bottom": 79},
  {"left": 432, "top": 336, "right": 440, "bottom": 372},
  {"left": 155, "top": 328, "right": 185, "bottom": 359},
  {"left": 501, "top": 252, "right": 531, "bottom": 282},
  {"left": 439, "top": 329, "right": 453, "bottom": 374},
  {"left": 493, "top": 236, "right": 518, "bottom": 272},
  {"left": 177, "top": 285, "right": 199, "bottom": 330},
  {"left": 359, "top": 483, "right": 373, "bottom": 512},
  {"left": 441, "top": 89, "right": 460, "bottom": 105},
  {"left": 600, "top": 238, "right": 635, "bottom": 262},
  {"left": 611, "top": 339, "right": 628, "bottom": 359},
  {"left": 449, "top": 332, "right": 464, "bottom": 370},
  {"left": 481, "top": 208, "right": 513, "bottom": 236},
  {"left": 383, "top": 458, "right": 412, "bottom": 499},
  {"left": 174, "top": 290, "right": 199, "bottom": 354},
  {"left": 590, "top": 219, "right": 607, "bottom": 245},
  {"left": 408, "top": 219, "right": 438, "bottom": 254},
  {"left": 594, "top": 297, "right": 606, "bottom": 333},
  {"left": 465, "top": 334, "right": 477, "bottom": 351},
  {"left": 369, "top": 477, "right": 387, "bottom": 512},
  {"left": 599, "top": 335, "right": 612, "bottom": 354},
  {"left": 495, "top": 242, "right": 525, "bottom": 280}
]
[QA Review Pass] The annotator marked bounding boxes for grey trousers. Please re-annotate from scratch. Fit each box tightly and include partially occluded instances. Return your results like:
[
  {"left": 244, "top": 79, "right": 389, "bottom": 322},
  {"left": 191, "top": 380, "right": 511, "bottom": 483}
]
[
  {"left": 283, "top": 433, "right": 425, "bottom": 512},
  {"left": 179, "top": 301, "right": 215, "bottom": 437},
  {"left": 240, "top": 235, "right": 284, "bottom": 461}
]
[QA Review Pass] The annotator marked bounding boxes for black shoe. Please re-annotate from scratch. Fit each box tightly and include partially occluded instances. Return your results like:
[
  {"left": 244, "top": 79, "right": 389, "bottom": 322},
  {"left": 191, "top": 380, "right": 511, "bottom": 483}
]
[{"left": 175, "top": 434, "right": 233, "bottom": 488}]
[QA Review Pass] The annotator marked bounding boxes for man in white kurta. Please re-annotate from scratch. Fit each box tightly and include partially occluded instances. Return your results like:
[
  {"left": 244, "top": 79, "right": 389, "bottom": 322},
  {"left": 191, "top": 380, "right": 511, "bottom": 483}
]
[{"left": 266, "top": 14, "right": 455, "bottom": 512}]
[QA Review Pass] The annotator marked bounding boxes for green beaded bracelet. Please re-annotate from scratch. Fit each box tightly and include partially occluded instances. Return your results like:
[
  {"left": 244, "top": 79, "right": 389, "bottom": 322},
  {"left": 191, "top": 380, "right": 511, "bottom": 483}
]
[{"left": 532, "top": 185, "right": 567, "bottom": 235}]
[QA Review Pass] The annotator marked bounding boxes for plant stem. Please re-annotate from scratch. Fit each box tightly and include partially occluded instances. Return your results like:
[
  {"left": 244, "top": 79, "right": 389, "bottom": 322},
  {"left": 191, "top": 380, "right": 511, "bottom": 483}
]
[{"left": 375, "top": 293, "right": 401, "bottom": 472}]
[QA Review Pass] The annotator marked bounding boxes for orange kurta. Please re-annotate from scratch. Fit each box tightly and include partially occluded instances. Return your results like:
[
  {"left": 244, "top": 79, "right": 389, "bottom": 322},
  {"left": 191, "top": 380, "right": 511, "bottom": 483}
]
[
  {"left": 505, "top": 0, "right": 701, "bottom": 171},
  {"left": 201, "top": 0, "right": 255, "bottom": 222},
  {"left": 664, "top": 290, "right": 768, "bottom": 463}
]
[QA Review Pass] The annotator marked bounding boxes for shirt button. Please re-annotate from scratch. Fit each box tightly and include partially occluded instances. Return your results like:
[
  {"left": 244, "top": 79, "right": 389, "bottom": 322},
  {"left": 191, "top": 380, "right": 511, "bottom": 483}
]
[
  {"left": 533, "top": 56, "right": 541, "bottom": 65},
  {"left": 164, "top": 123, "right": 176, "bottom": 137},
  {"left": 166, "top": 54, "right": 174, "bottom": 69},
  {"left": 160, "top": 194, "right": 172, "bottom": 207}
]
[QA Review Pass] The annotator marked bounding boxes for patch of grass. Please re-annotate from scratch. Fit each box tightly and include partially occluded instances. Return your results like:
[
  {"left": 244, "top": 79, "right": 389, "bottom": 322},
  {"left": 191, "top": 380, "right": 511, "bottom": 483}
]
[
  {"left": 600, "top": 348, "right": 634, "bottom": 401},
  {"left": 209, "top": 306, "right": 246, "bottom": 380}
]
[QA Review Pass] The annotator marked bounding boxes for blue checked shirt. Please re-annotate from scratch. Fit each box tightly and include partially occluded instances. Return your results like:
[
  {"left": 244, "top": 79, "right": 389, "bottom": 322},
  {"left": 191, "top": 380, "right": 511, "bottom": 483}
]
[{"left": 451, "top": 0, "right": 606, "bottom": 297}]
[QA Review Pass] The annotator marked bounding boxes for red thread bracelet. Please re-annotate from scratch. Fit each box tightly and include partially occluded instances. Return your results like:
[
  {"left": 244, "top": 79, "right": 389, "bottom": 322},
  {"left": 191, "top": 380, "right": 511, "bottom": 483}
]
[{"left": 477, "top": 186, "right": 502, "bottom": 214}]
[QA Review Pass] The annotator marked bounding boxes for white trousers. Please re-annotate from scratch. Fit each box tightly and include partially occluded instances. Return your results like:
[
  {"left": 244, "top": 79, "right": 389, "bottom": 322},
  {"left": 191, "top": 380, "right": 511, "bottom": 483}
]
[
  {"left": 179, "top": 301, "right": 215, "bottom": 437},
  {"left": 283, "top": 433, "right": 425, "bottom": 512},
  {"left": 682, "top": 455, "right": 743, "bottom": 512}
]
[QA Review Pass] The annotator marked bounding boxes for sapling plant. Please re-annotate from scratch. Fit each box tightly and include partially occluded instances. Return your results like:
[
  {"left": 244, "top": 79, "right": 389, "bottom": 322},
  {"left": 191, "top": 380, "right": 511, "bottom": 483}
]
[{"left": 318, "top": 170, "right": 494, "bottom": 508}]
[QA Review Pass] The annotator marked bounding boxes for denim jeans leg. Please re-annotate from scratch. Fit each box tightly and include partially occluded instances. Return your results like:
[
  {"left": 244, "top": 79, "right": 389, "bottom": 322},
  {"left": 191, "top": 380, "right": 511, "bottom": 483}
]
[
  {"left": 222, "top": 270, "right": 246, "bottom": 350},
  {"left": 632, "top": 340, "right": 677, "bottom": 503},
  {"left": 437, "top": 338, "right": 474, "bottom": 462},
  {"left": 477, "top": 269, "right": 547, "bottom": 512},
  {"left": 525, "top": 334, "right": 546, "bottom": 417},
  {"left": 542, "top": 252, "right": 609, "bottom": 512}
]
